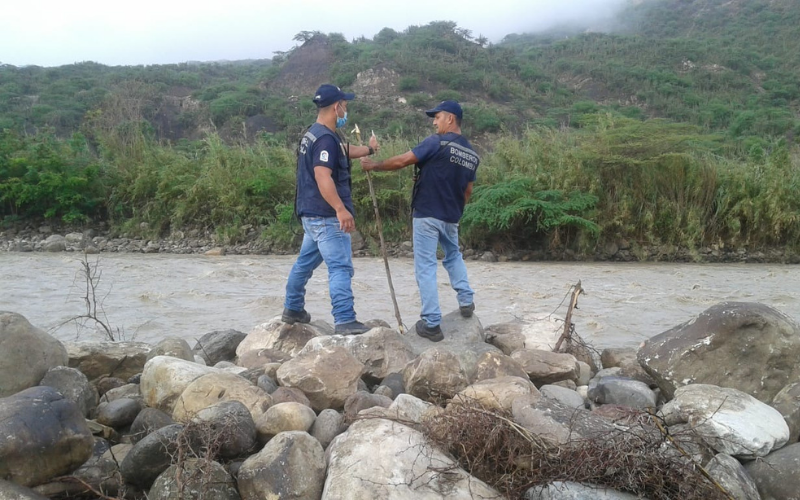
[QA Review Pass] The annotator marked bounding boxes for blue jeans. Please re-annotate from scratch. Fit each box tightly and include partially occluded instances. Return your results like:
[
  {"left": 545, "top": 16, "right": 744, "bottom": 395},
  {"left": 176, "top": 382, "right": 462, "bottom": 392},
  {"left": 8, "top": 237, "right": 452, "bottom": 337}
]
[
  {"left": 413, "top": 217, "right": 474, "bottom": 327},
  {"left": 284, "top": 217, "right": 356, "bottom": 325}
]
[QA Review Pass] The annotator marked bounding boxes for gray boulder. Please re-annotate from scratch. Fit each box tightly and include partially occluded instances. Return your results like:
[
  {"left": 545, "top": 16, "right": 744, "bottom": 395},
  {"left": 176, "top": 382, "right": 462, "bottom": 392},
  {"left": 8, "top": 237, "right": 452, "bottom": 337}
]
[
  {"left": 309, "top": 409, "right": 345, "bottom": 449},
  {"left": 39, "top": 366, "right": 98, "bottom": 417},
  {"left": 0, "top": 386, "right": 94, "bottom": 487},
  {"left": 0, "top": 480, "right": 50, "bottom": 499},
  {"left": 119, "top": 423, "right": 184, "bottom": 489},
  {"left": 744, "top": 442, "right": 800, "bottom": 500},
  {"left": 149, "top": 459, "right": 240, "bottom": 500},
  {"left": 525, "top": 482, "right": 645, "bottom": 499},
  {"left": 1, "top": 311, "right": 68, "bottom": 397},
  {"left": 403, "top": 347, "right": 470, "bottom": 403},
  {"left": 193, "top": 329, "right": 247, "bottom": 365},
  {"left": 511, "top": 348, "right": 580, "bottom": 386},
  {"left": 238, "top": 431, "right": 326, "bottom": 500},
  {"left": 95, "top": 397, "right": 144, "bottom": 428},
  {"left": 191, "top": 400, "right": 257, "bottom": 459},
  {"left": 771, "top": 381, "right": 800, "bottom": 443},
  {"left": 129, "top": 407, "right": 176, "bottom": 444},
  {"left": 66, "top": 341, "right": 151, "bottom": 381},
  {"left": 146, "top": 337, "right": 194, "bottom": 362},
  {"left": 705, "top": 454, "right": 760, "bottom": 500},
  {"left": 638, "top": 302, "right": 800, "bottom": 402},
  {"left": 276, "top": 346, "right": 364, "bottom": 411},
  {"left": 588, "top": 376, "right": 657, "bottom": 409}
]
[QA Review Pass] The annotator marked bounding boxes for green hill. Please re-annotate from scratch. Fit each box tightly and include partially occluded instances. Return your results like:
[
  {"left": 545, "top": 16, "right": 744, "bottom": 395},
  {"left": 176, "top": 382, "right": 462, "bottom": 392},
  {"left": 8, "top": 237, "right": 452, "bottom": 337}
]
[{"left": 2, "top": 0, "right": 800, "bottom": 259}]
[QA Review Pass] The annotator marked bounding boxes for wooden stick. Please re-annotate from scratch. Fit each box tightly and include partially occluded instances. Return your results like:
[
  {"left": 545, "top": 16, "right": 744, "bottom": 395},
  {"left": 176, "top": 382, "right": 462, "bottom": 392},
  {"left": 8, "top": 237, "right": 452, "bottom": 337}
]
[{"left": 554, "top": 280, "right": 582, "bottom": 352}]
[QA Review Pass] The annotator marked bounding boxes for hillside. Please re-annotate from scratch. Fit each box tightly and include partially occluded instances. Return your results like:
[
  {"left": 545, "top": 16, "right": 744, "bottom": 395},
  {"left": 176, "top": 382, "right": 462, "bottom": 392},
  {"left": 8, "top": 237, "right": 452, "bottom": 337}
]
[{"left": 0, "top": 0, "right": 797, "bottom": 151}]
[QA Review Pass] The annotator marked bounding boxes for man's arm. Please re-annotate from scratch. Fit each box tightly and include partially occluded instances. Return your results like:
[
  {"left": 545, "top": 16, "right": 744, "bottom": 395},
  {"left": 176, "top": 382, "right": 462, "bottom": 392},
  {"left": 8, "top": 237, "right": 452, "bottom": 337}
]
[
  {"left": 314, "top": 166, "right": 355, "bottom": 233},
  {"left": 361, "top": 151, "right": 418, "bottom": 172},
  {"left": 347, "top": 134, "right": 380, "bottom": 159}
]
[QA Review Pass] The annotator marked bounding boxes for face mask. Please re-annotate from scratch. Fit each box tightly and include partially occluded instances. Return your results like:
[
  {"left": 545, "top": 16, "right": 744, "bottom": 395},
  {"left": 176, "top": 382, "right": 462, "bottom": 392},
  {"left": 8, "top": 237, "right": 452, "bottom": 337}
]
[{"left": 335, "top": 103, "right": 348, "bottom": 129}]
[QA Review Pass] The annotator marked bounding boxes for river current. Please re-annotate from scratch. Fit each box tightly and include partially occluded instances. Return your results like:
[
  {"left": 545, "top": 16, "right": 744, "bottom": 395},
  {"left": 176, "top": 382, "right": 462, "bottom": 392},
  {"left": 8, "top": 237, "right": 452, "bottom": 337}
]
[{"left": 2, "top": 253, "right": 799, "bottom": 349}]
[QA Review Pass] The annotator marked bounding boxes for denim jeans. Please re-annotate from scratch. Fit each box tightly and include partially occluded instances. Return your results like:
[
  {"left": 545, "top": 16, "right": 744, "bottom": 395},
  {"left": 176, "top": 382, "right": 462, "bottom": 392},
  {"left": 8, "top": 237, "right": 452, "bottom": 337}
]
[
  {"left": 413, "top": 217, "right": 474, "bottom": 327},
  {"left": 284, "top": 216, "right": 356, "bottom": 325}
]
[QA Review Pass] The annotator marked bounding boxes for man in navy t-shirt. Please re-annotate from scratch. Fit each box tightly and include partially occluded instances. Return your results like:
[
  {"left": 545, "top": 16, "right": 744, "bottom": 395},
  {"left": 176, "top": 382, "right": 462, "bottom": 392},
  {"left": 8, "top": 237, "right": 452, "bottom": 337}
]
[
  {"left": 282, "top": 84, "right": 379, "bottom": 335},
  {"left": 361, "top": 100, "right": 478, "bottom": 342}
]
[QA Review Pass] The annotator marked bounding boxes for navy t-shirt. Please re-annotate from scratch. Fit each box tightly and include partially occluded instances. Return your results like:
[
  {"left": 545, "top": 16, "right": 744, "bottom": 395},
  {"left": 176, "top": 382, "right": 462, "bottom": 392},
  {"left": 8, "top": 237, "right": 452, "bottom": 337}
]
[
  {"left": 411, "top": 132, "right": 479, "bottom": 223},
  {"left": 295, "top": 124, "right": 354, "bottom": 217}
]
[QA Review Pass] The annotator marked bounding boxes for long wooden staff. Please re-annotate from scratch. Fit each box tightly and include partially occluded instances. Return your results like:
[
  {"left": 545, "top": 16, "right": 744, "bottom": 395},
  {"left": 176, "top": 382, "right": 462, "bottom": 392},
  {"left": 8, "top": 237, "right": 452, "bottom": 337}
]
[{"left": 353, "top": 124, "right": 405, "bottom": 334}]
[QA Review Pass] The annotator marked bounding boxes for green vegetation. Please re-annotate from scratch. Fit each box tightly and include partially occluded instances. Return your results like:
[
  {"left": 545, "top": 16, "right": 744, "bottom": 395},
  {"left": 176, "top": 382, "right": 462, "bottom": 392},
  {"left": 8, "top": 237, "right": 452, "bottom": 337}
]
[{"left": 2, "top": 0, "right": 800, "bottom": 259}]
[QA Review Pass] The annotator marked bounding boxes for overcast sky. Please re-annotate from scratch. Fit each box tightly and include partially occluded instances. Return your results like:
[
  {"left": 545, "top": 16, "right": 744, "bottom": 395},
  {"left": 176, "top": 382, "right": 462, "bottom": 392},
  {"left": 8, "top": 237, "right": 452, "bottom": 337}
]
[{"left": 1, "top": 0, "right": 628, "bottom": 67}]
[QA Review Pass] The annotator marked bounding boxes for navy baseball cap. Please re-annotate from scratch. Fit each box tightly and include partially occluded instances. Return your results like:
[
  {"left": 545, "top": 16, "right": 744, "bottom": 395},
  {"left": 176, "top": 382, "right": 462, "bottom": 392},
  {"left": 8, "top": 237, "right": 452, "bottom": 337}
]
[
  {"left": 313, "top": 84, "right": 355, "bottom": 108},
  {"left": 425, "top": 100, "right": 462, "bottom": 120}
]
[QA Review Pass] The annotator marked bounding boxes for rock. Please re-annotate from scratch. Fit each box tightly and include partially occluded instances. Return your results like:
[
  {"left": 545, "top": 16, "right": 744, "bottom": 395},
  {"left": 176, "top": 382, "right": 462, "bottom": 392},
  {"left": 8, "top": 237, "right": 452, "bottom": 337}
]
[
  {"left": 472, "top": 350, "right": 530, "bottom": 381},
  {"left": 238, "top": 431, "right": 326, "bottom": 500},
  {"left": 771, "top": 381, "right": 800, "bottom": 443},
  {"left": 744, "top": 442, "right": 800, "bottom": 500},
  {"left": 323, "top": 418, "right": 499, "bottom": 499},
  {"left": 600, "top": 347, "right": 637, "bottom": 369},
  {"left": 587, "top": 376, "right": 657, "bottom": 409},
  {"left": 43, "top": 234, "right": 66, "bottom": 252},
  {"left": 145, "top": 337, "right": 194, "bottom": 362},
  {"left": 276, "top": 346, "right": 364, "bottom": 411},
  {"left": 512, "top": 395, "right": 620, "bottom": 446},
  {"left": 0, "top": 386, "right": 94, "bottom": 487},
  {"left": 299, "top": 326, "right": 416, "bottom": 382},
  {"left": 193, "top": 329, "right": 247, "bottom": 365},
  {"left": 638, "top": 302, "right": 800, "bottom": 402},
  {"left": 172, "top": 371, "right": 272, "bottom": 423},
  {"left": 309, "top": 409, "right": 345, "bottom": 449},
  {"left": 256, "top": 374, "right": 278, "bottom": 394},
  {"left": 254, "top": 402, "right": 317, "bottom": 443},
  {"left": 270, "top": 386, "right": 312, "bottom": 407},
  {"left": 660, "top": 384, "right": 789, "bottom": 459},
  {"left": 66, "top": 341, "right": 151, "bottom": 381},
  {"left": 403, "top": 309, "right": 488, "bottom": 355},
  {"left": 140, "top": 355, "right": 216, "bottom": 413},
  {"left": 540, "top": 384, "right": 586, "bottom": 409},
  {"left": 343, "top": 391, "right": 393, "bottom": 422},
  {"left": 190, "top": 400, "right": 257, "bottom": 459},
  {"left": 204, "top": 247, "right": 226, "bottom": 256},
  {"left": 450, "top": 376, "right": 540, "bottom": 412},
  {"left": 705, "top": 454, "right": 760, "bottom": 500},
  {"left": 402, "top": 347, "right": 470, "bottom": 403},
  {"left": 100, "top": 383, "right": 142, "bottom": 404},
  {"left": 149, "top": 459, "right": 240, "bottom": 500},
  {"left": 119, "top": 424, "right": 184, "bottom": 490},
  {"left": 96, "top": 397, "right": 143, "bottom": 428},
  {"left": 525, "top": 481, "right": 643, "bottom": 499},
  {"left": 236, "top": 317, "right": 327, "bottom": 360},
  {"left": 95, "top": 375, "right": 127, "bottom": 395},
  {"left": 486, "top": 318, "right": 563, "bottom": 353},
  {"left": 510, "top": 349, "right": 580, "bottom": 386},
  {"left": 39, "top": 366, "right": 98, "bottom": 417},
  {"left": 0, "top": 311, "right": 69, "bottom": 397},
  {"left": 129, "top": 408, "right": 175, "bottom": 444},
  {"left": 381, "top": 372, "right": 405, "bottom": 399},
  {"left": 236, "top": 347, "right": 292, "bottom": 369},
  {"left": 0, "top": 480, "right": 50, "bottom": 499}
]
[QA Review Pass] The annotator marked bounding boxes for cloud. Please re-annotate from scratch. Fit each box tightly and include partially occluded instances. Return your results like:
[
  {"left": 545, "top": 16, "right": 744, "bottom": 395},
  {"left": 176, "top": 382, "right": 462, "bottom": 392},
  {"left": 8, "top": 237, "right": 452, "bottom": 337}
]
[{"left": 0, "top": 0, "right": 630, "bottom": 67}]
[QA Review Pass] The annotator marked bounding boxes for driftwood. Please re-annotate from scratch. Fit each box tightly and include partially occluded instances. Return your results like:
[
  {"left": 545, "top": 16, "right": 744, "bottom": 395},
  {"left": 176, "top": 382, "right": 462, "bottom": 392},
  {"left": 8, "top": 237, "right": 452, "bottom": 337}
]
[{"left": 554, "top": 280, "right": 583, "bottom": 352}]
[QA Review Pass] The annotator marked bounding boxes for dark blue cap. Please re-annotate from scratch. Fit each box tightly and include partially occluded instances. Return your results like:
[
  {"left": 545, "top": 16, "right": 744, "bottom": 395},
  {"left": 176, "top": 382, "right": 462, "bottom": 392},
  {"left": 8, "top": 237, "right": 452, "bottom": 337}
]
[
  {"left": 313, "top": 84, "right": 355, "bottom": 108},
  {"left": 425, "top": 100, "right": 462, "bottom": 120}
]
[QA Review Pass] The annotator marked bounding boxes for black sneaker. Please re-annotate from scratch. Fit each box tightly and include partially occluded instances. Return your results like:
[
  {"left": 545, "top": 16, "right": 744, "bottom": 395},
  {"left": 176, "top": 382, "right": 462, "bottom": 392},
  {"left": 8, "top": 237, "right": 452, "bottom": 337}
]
[
  {"left": 281, "top": 308, "right": 311, "bottom": 325},
  {"left": 335, "top": 321, "right": 370, "bottom": 335},
  {"left": 415, "top": 320, "right": 444, "bottom": 342},
  {"left": 459, "top": 303, "right": 475, "bottom": 318}
]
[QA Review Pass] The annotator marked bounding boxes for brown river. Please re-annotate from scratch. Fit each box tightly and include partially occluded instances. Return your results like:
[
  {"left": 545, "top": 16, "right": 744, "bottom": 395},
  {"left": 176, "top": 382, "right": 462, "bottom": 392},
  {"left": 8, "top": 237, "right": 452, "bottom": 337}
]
[{"left": 2, "top": 253, "right": 799, "bottom": 349}]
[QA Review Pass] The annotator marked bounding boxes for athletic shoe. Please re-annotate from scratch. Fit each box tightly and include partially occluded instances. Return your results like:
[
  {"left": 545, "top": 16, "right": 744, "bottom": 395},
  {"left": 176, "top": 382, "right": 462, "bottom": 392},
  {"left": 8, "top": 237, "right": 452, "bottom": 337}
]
[
  {"left": 460, "top": 303, "right": 475, "bottom": 318},
  {"left": 281, "top": 308, "right": 311, "bottom": 324},
  {"left": 415, "top": 320, "right": 444, "bottom": 342},
  {"left": 335, "top": 321, "right": 370, "bottom": 335}
]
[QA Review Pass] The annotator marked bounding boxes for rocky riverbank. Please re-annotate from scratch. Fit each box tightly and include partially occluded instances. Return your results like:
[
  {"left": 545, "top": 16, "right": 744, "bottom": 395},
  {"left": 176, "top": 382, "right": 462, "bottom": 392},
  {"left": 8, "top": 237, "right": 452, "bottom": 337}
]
[
  {"left": 2, "top": 302, "right": 800, "bottom": 499},
  {"left": 2, "top": 221, "right": 799, "bottom": 263}
]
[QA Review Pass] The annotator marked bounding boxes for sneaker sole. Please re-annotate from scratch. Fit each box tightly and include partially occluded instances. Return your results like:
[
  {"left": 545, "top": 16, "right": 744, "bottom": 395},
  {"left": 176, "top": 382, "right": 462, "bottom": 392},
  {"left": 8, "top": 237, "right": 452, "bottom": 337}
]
[{"left": 281, "top": 316, "right": 310, "bottom": 325}]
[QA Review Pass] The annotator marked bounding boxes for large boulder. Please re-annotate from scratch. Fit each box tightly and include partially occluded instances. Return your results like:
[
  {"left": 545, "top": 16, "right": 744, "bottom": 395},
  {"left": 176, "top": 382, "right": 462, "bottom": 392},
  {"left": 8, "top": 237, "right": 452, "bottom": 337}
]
[
  {"left": 145, "top": 337, "right": 194, "bottom": 363},
  {"left": 0, "top": 480, "right": 50, "bottom": 499},
  {"left": 402, "top": 347, "right": 470, "bottom": 403},
  {"left": 140, "top": 356, "right": 216, "bottom": 413},
  {"left": 744, "top": 442, "right": 800, "bottom": 500},
  {"left": 254, "top": 402, "right": 317, "bottom": 444},
  {"left": 771, "top": 381, "right": 800, "bottom": 443},
  {"left": 171, "top": 371, "right": 272, "bottom": 423},
  {"left": 298, "top": 327, "right": 416, "bottom": 382},
  {"left": 149, "top": 459, "right": 240, "bottom": 500},
  {"left": 236, "top": 317, "right": 328, "bottom": 360},
  {"left": 65, "top": 341, "right": 151, "bottom": 381},
  {"left": 39, "top": 366, "right": 98, "bottom": 417},
  {"left": 190, "top": 401, "right": 258, "bottom": 459},
  {"left": 193, "top": 329, "right": 247, "bottom": 365},
  {"left": 512, "top": 395, "right": 620, "bottom": 446},
  {"left": 510, "top": 348, "right": 580, "bottom": 386},
  {"left": 323, "top": 418, "right": 500, "bottom": 499},
  {"left": 587, "top": 376, "right": 657, "bottom": 409},
  {"left": 705, "top": 454, "right": 760, "bottom": 500},
  {"left": 660, "top": 384, "right": 789, "bottom": 459},
  {"left": 238, "top": 431, "right": 326, "bottom": 500},
  {"left": 276, "top": 346, "right": 364, "bottom": 411},
  {"left": 638, "top": 302, "right": 800, "bottom": 402},
  {"left": 0, "top": 311, "right": 68, "bottom": 397},
  {"left": 525, "top": 482, "right": 644, "bottom": 499},
  {"left": 0, "top": 386, "right": 94, "bottom": 487},
  {"left": 119, "top": 424, "right": 184, "bottom": 490},
  {"left": 450, "top": 376, "right": 540, "bottom": 412}
]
